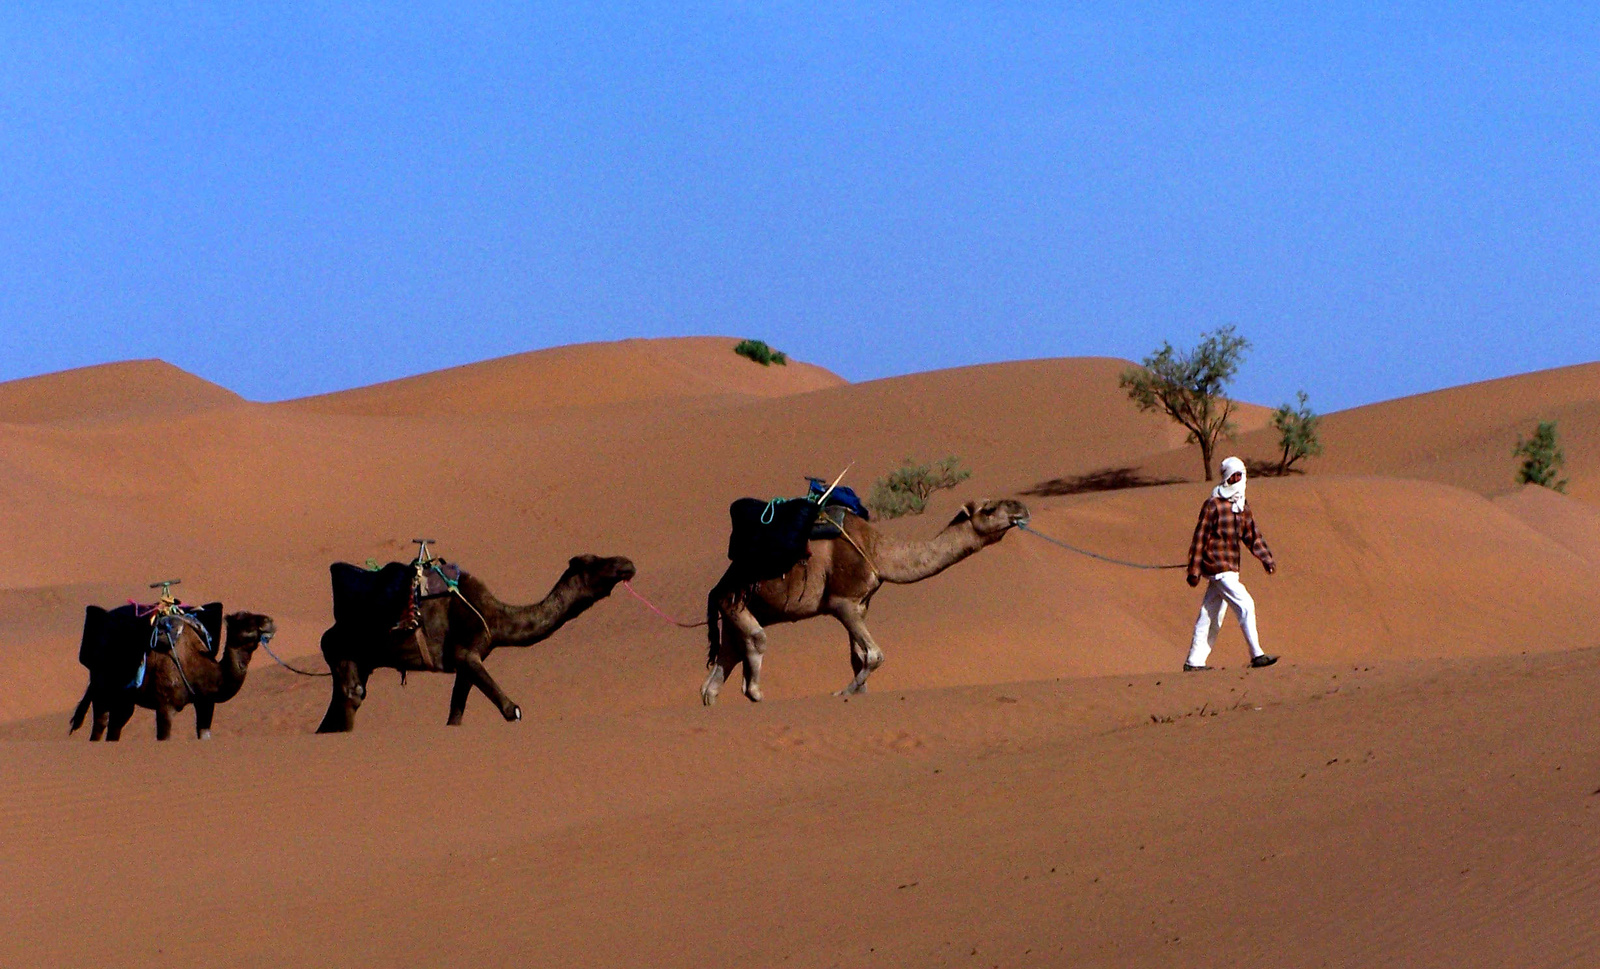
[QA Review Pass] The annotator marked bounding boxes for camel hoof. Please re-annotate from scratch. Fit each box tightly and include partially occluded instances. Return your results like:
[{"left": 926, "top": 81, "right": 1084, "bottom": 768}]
[
  {"left": 507, "top": 705, "right": 522, "bottom": 722},
  {"left": 702, "top": 692, "right": 718, "bottom": 707},
  {"left": 198, "top": 730, "right": 212, "bottom": 741}
]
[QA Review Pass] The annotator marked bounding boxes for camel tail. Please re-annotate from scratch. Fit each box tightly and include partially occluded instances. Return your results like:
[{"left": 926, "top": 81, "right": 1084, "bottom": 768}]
[
  {"left": 705, "top": 588, "right": 721, "bottom": 669},
  {"left": 68, "top": 685, "right": 92, "bottom": 735}
]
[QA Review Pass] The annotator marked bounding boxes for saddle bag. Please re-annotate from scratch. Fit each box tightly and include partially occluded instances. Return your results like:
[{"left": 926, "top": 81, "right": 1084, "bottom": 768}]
[
  {"left": 727, "top": 497, "right": 824, "bottom": 581},
  {"left": 330, "top": 560, "right": 464, "bottom": 633}
]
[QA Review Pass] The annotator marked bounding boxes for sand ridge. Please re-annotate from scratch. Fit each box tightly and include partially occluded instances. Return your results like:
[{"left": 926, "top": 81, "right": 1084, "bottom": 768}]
[{"left": 0, "top": 359, "right": 244, "bottom": 426}]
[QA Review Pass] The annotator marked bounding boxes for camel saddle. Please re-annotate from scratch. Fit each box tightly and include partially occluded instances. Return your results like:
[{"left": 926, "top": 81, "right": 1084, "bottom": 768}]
[
  {"left": 729, "top": 496, "right": 867, "bottom": 581},
  {"left": 330, "top": 559, "right": 464, "bottom": 635},
  {"left": 79, "top": 601, "right": 224, "bottom": 691},
  {"left": 806, "top": 477, "right": 870, "bottom": 521}
]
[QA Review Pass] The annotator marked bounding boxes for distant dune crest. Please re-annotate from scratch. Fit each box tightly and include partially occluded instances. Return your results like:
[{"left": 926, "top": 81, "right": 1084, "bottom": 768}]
[
  {"left": 0, "top": 359, "right": 243, "bottom": 426},
  {"left": 282, "top": 336, "right": 847, "bottom": 417}
]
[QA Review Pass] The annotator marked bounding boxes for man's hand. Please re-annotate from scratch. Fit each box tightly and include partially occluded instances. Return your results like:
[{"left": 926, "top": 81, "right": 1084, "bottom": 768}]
[{"left": 1187, "top": 574, "right": 1200, "bottom": 588}]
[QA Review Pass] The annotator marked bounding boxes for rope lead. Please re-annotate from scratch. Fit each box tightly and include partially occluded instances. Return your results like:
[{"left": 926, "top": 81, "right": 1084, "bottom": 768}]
[{"left": 1017, "top": 523, "right": 1188, "bottom": 571}]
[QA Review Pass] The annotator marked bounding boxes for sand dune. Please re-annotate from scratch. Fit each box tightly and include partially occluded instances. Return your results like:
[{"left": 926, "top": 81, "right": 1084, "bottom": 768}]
[
  {"left": 1495, "top": 483, "right": 1600, "bottom": 566},
  {"left": 1, "top": 340, "right": 1597, "bottom": 967},
  {"left": 284, "top": 336, "right": 845, "bottom": 417},
  {"left": 0, "top": 359, "right": 243, "bottom": 426}
]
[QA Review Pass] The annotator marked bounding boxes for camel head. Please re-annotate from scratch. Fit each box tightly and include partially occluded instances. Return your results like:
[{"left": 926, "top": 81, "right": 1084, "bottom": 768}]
[
  {"left": 223, "top": 611, "right": 276, "bottom": 660},
  {"left": 563, "top": 554, "right": 637, "bottom": 598},
  {"left": 947, "top": 499, "right": 1031, "bottom": 543}
]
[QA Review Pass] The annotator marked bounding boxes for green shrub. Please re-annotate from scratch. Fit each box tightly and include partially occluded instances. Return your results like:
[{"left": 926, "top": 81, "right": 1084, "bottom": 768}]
[
  {"left": 868, "top": 456, "right": 972, "bottom": 519},
  {"left": 1271, "top": 391, "right": 1323, "bottom": 473},
  {"left": 1515, "top": 421, "right": 1568, "bottom": 492},
  {"left": 733, "top": 339, "right": 788, "bottom": 366}
]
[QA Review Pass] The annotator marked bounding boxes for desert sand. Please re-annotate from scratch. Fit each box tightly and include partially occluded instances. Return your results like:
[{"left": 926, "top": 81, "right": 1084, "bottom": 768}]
[{"left": 2, "top": 336, "right": 1597, "bottom": 967}]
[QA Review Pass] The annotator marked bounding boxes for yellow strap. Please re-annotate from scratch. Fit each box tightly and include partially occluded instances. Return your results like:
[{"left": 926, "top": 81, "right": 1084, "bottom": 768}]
[{"left": 834, "top": 520, "right": 880, "bottom": 580}]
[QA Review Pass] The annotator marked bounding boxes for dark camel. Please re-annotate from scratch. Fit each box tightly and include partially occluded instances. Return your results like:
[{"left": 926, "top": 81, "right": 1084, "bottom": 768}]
[
  {"left": 316, "top": 555, "right": 636, "bottom": 733},
  {"left": 70, "top": 611, "right": 277, "bottom": 741},
  {"left": 702, "top": 498, "right": 1029, "bottom": 704}
]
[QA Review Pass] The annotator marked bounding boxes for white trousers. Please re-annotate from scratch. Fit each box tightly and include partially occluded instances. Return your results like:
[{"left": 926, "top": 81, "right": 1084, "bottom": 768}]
[{"left": 1187, "top": 571, "right": 1264, "bottom": 667}]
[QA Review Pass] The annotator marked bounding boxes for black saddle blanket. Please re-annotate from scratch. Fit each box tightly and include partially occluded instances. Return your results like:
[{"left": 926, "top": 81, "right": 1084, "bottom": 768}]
[
  {"left": 79, "top": 601, "right": 224, "bottom": 689},
  {"left": 727, "top": 498, "right": 826, "bottom": 582},
  {"left": 330, "top": 560, "right": 463, "bottom": 631}
]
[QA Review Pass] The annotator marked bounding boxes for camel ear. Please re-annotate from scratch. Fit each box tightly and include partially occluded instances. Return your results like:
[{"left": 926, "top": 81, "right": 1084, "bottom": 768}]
[{"left": 948, "top": 501, "right": 979, "bottom": 526}]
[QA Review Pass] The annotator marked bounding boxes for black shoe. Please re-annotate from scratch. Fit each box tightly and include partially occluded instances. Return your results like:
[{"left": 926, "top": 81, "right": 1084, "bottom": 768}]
[
  {"left": 1183, "top": 663, "right": 1214, "bottom": 672},
  {"left": 1251, "top": 654, "right": 1278, "bottom": 668}
]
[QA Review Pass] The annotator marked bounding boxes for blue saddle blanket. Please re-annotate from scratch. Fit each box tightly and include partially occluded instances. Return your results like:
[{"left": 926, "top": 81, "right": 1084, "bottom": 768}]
[{"left": 806, "top": 478, "right": 870, "bottom": 520}]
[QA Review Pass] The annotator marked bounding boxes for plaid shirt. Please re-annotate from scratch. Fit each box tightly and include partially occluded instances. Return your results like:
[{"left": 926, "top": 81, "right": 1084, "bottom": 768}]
[{"left": 1187, "top": 496, "right": 1275, "bottom": 579}]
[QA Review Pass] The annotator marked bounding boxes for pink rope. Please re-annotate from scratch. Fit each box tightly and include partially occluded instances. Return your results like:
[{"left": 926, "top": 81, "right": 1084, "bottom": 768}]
[{"left": 621, "top": 580, "right": 707, "bottom": 629}]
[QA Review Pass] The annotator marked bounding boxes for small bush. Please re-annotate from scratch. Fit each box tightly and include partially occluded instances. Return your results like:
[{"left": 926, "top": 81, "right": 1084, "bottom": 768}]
[
  {"left": 868, "top": 456, "right": 972, "bottom": 519},
  {"left": 733, "top": 339, "right": 788, "bottom": 366},
  {"left": 1271, "top": 391, "right": 1323, "bottom": 473},
  {"left": 1515, "top": 420, "right": 1568, "bottom": 492}
]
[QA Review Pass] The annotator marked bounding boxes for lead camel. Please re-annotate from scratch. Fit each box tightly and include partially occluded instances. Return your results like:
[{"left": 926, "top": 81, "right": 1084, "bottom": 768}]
[{"left": 702, "top": 499, "right": 1029, "bottom": 704}]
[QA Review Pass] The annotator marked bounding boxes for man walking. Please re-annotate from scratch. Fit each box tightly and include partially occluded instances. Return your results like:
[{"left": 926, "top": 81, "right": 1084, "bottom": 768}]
[{"left": 1184, "top": 456, "right": 1278, "bottom": 671}]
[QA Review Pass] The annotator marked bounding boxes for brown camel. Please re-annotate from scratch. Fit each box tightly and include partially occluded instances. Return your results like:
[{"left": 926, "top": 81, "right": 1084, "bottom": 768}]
[
  {"left": 702, "top": 498, "right": 1030, "bottom": 704},
  {"left": 70, "top": 610, "right": 277, "bottom": 741},
  {"left": 316, "top": 554, "right": 636, "bottom": 733}
]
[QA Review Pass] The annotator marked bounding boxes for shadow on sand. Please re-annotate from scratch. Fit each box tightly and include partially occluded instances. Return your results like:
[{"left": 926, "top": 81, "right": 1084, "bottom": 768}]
[{"left": 1021, "top": 466, "right": 1185, "bottom": 497}]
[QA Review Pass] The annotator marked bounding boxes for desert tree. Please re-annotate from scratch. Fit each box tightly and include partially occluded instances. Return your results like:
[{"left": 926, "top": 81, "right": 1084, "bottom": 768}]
[
  {"left": 868, "top": 456, "right": 972, "bottom": 519},
  {"left": 1119, "top": 326, "right": 1250, "bottom": 481},
  {"left": 1514, "top": 421, "right": 1568, "bottom": 493},
  {"left": 1272, "top": 391, "right": 1323, "bottom": 473}
]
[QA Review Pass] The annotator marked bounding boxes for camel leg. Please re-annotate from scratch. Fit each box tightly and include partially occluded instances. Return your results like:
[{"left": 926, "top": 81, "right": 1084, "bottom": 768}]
[
  {"left": 722, "top": 607, "right": 768, "bottom": 703},
  {"left": 316, "top": 658, "right": 367, "bottom": 734},
  {"left": 832, "top": 604, "right": 883, "bottom": 696},
  {"left": 446, "top": 672, "right": 473, "bottom": 725},
  {"left": 847, "top": 636, "right": 870, "bottom": 693},
  {"left": 450, "top": 652, "right": 520, "bottom": 723},
  {"left": 701, "top": 609, "right": 745, "bottom": 707},
  {"left": 194, "top": 700, "right": 215, "bottom": 740},
  {"left": 701, "top": 636, "right": 742, "bottom": 707},
  {"left": 90, "top": 697, "right": 109, "bottom": 742},
  {"left": 154, "top": 703, "right": 176, "bottom": 742},
  {"left": 105, "top": 700, "right": 135, "bottom": 742}
]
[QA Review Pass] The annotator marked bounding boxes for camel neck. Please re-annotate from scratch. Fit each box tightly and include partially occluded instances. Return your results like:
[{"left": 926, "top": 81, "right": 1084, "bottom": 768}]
[
  {"left": 868, "top": 520, "right": 990, "bottom": 584},
  {"left": 482, "top": 574, "right": 600, "bottom": 646},
  {"left": 211, "top": 639, "right": 253, "bottom": 702}
]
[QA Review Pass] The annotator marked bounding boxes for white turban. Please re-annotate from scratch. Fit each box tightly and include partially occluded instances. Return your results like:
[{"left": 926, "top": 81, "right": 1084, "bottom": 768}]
[{"left": 1214, "top": 456, "right": 1247, "bottom": 512}]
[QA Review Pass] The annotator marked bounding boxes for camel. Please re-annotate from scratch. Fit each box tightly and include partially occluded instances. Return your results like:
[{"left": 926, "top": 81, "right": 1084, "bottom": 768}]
[
  {"left": 702, "top": 498, "right": 1030, "bottom": 705},
  {"left": 70, "top": 609, "right": 277, "bottom": 741},
  {"left": 315, "top": 554, "right": 636, "bottom": 733}
]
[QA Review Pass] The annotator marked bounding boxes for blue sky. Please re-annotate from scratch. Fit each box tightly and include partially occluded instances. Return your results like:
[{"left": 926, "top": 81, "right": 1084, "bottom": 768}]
[{"left": 2, "top": 3, "right": 1596, "bottom": 411}]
